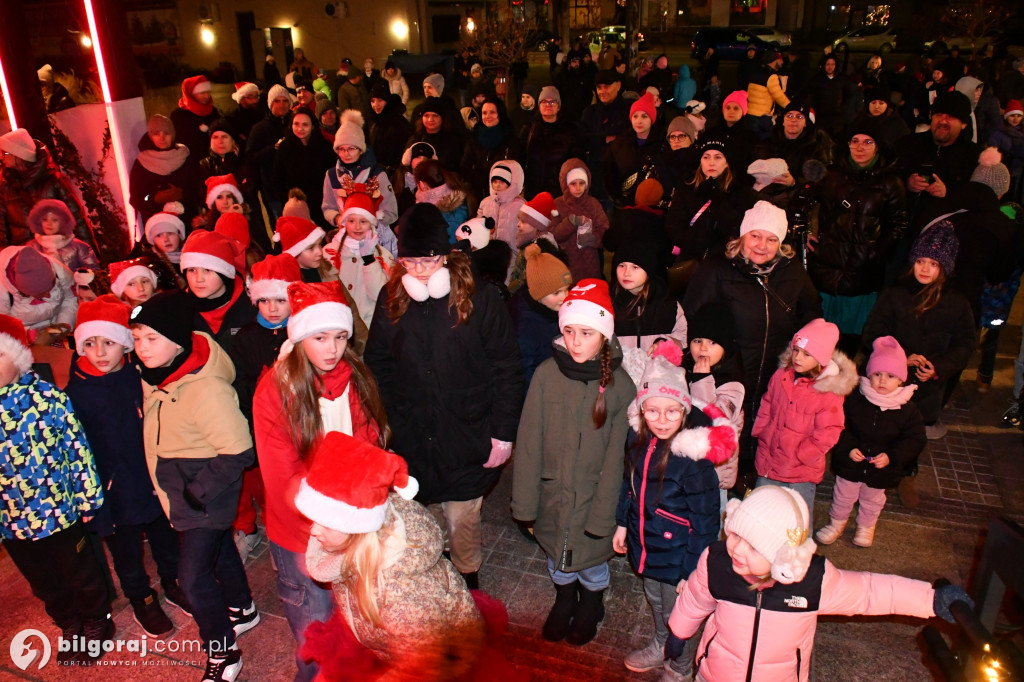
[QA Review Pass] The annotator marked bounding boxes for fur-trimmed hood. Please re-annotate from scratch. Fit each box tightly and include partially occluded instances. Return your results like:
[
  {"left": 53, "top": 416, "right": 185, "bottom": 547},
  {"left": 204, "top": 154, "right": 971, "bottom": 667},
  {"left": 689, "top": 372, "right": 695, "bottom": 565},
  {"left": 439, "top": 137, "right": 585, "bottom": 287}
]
[
  {"left": 627, "top": 398, "right": 738, "bottom": 466},
  {"left": 777, "top": 347, "right": 859, "bottom": 397}
]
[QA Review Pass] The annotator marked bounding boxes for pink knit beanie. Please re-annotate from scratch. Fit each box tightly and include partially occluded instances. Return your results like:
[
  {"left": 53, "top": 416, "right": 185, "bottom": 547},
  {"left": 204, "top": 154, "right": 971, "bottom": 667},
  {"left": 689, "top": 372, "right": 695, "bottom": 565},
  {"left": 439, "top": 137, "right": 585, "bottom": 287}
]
[
  {"left": 791, "top": 318, "right": 839, "bottom": 367},
  {"left": 866, "top": 335, "right": 908, "bottom": 382}
]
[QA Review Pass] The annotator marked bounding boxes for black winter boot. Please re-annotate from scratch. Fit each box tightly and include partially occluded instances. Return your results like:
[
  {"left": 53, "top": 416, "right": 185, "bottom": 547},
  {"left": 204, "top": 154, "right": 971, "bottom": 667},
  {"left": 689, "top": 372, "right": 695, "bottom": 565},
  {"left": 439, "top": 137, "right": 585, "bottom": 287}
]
[
  {"left": 565, "top": 585, "right": 605, "bottom": 646},
  {"left": 131, "top": 589, "right": 174, "bottom": 638},
  {"left": 542, "top": 582, "right": 579, "bottom": 641},
  {"left": 461, "top": 571, "right": 479, "bottom": 590}
]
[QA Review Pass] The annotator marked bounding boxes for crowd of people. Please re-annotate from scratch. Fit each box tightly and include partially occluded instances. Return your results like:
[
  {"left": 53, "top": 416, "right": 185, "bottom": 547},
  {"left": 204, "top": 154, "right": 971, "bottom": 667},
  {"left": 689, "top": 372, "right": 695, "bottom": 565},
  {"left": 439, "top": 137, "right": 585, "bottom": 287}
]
[{"left": 0, "top": 39, "right": 1009, "bottom": 682}]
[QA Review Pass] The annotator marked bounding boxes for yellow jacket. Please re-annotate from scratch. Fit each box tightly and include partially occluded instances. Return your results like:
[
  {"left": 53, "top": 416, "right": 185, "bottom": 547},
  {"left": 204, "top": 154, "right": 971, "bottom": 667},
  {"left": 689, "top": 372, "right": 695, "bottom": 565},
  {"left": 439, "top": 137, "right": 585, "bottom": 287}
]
[{"left": 746, "top": 68, "right": 790, "bottom": 117}]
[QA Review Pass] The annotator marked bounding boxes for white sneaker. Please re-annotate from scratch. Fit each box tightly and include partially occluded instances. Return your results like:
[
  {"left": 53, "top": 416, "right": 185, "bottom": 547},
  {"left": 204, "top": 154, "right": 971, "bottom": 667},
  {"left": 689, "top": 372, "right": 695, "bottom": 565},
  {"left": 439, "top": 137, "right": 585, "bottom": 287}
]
[
  {"left": 202, "top": 645, "right": 242, "bottom": 682},
  {"left": 624, "top": 638, "right": 666, "bottom": 673},
  {"left": 227, "top": 600, "right": 260, "bottom": 637}
]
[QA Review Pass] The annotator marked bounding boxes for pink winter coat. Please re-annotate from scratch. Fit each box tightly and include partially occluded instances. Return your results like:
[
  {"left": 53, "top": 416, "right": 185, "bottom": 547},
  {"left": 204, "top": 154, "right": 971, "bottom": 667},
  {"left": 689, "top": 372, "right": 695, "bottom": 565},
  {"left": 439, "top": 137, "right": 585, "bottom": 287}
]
[
  {"left": 752, "top": 349, "right": 858, "bottom": 484},
  {"left": 668, "top": 542, "right": 936, "bottom": 682}
]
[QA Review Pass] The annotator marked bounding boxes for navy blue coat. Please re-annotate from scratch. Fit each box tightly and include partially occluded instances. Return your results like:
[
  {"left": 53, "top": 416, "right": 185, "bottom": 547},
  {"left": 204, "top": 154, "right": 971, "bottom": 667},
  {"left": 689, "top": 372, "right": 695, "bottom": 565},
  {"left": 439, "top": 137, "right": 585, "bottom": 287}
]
[
  {"left": 507, "top": 288, "right": 559, "bottom": 390},
  {"left": 65, "top": 358, "right": 165, "bottom": 536},
  {"left": 616, "top": 414, "right": 723, "bottom": 585}
]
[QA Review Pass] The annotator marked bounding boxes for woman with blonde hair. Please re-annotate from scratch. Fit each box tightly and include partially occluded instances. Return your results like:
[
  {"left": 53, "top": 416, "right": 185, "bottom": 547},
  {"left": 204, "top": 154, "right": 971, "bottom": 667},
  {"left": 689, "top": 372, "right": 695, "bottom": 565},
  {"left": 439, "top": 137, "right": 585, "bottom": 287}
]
[
  {"left": 252, "top": 280, "right": 387, "bottom": 682},
  {"left": 683, "top": 201, "right": 821, "bottom": 493},
  {"left": 365, "top": 203, "right": 525, "bottom": 591},
  {"left": 296, "top": 431, "right": 485, "bottom": 680}
]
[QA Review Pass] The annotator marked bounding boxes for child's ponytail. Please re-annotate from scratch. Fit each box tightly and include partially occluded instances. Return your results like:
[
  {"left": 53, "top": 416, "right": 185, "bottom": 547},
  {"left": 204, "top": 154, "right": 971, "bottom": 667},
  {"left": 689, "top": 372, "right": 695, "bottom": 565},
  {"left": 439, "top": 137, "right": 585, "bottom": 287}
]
[{"left": 592, "top": 341, "right": 613, "bottom": 428}]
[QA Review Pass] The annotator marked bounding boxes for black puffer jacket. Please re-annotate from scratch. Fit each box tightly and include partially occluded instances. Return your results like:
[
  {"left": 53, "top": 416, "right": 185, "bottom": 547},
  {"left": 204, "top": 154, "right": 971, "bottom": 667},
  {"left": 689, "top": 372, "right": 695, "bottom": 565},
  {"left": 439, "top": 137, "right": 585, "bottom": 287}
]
[
  {"left": 364, "top": 276, "right": 526, "bottom": 505},
  {"left": 832, "top": 388, "right": 926, "bottom": 489},
  {"left": 807, "top": 153, "right": 908, "bottom": 296},
  {"left": 754, "top": 124, "right": 835, "bottom": 184},
  {"left": 604, "top": 133, "right": 675, "bottom": 208},
  {"left": 522, "top": 119, "right": 584, "bottom": 198},
  {"left": 666, "top": 178, "right": 758, "bottom": 262},
  {"left": 683, "top": 254, "right": 822, "bottom": 423},
  {"left": 368, "top": 95, "right": 414, "bottom": 172},
  {"left": 272, "top": 114, "right": 337, "bottom": 228}
]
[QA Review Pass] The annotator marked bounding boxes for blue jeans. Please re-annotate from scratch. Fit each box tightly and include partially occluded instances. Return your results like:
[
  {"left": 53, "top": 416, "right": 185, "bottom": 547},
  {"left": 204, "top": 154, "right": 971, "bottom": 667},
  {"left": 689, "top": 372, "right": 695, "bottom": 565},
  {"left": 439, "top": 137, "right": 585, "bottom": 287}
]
[
  {"left": 756, "top": 477, "right": 817, "bottom": 528},
  {"left": 546, "top": 557, "right": 610, "bottom": 591},
  {"left": 269, "top": 541, "right": 336, "bottom": 682},
  {"left": 179, "top": 527, "right": 252, "bottom": 652}
]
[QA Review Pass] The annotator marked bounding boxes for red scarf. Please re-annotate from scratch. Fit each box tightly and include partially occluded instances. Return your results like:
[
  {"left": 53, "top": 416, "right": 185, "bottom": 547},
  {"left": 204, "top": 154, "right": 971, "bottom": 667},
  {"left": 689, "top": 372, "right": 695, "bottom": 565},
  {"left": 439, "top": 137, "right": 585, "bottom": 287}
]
[
  {"left": 179, "top": 75, "right": 214, "bottom": 117},
  {"left": 159, "top": 334, "right": 211, "bottom": 388},
  {"left": 317, "top": 360, "right": 380, "bottom": 444},
  {"left": 199, "top": 278, "right": 244, "bottom": 335}
]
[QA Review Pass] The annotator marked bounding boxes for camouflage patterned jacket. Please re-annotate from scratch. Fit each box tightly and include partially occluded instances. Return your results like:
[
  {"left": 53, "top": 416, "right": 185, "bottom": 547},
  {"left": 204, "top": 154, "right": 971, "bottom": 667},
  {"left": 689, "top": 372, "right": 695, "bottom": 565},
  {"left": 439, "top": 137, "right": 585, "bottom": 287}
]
[{"left": 0, "top": 372, "right": 103, "bottom": 541}]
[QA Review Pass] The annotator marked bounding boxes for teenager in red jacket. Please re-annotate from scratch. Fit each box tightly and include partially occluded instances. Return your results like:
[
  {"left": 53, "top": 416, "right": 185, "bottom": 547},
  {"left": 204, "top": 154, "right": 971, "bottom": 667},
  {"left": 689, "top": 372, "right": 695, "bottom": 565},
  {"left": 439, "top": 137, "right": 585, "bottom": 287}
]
[{"left": 252, "top": 280, "right": 387, "bottom": 682}]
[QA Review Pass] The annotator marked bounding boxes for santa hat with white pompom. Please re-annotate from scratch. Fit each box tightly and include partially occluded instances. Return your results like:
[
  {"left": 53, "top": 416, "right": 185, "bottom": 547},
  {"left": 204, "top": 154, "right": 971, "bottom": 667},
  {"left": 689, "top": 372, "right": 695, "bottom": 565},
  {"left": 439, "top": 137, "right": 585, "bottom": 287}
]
[{"left": 295, "top": 431, "right": 419, "bottom": 533}]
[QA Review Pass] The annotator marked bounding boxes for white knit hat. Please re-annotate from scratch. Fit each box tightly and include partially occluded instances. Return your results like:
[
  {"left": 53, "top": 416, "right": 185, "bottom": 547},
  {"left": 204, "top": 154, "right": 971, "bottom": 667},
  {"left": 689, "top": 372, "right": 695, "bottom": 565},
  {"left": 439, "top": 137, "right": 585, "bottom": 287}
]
[
  {"left": 724, "top": 486, "right": 817, "bottom": 584},
  {"left": 144, "top": 212, "right": 185, "bottom": 245},
  {"left": 739, "top": 200, "right": 788, "bottom": 243},
  {"left": 0, "top": 129, "right": 37, "bottom": 163},
  {"left": 747, "top": 158, "right": 790, "bottom": 192},
  {"left": 267, "top": 83, "right": 296, "bottom": 108},
  {"left": 566, "top": 167, "right": 589, "bottom": 188}
]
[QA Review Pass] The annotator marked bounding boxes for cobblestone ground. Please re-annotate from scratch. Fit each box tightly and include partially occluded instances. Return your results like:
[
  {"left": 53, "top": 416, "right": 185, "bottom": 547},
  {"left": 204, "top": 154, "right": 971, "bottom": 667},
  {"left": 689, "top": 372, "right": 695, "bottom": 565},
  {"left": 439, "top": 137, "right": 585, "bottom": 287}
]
[{"left": 3, "top": 312, "right": 1022, "bottom": 682}]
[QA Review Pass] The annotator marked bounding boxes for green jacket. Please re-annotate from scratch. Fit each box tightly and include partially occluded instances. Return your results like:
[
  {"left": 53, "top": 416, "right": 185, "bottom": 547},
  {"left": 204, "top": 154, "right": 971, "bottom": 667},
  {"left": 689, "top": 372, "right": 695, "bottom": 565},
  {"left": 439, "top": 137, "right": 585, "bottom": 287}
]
[{"left": 512, "top": 339, "right": 635, "bottom": 572}]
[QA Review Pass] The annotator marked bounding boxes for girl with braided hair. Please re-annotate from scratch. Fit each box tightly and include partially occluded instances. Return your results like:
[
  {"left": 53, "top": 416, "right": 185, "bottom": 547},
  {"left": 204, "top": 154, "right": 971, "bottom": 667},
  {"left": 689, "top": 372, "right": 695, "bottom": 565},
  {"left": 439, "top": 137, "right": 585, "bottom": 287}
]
[{"left": 512, "top": 279, "right": 635, "bottom": 647}]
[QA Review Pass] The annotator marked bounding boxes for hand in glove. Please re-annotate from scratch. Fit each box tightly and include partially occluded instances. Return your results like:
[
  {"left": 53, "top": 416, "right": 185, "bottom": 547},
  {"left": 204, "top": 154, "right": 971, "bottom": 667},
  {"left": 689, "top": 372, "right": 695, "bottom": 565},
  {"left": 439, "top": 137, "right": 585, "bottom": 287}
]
[
  {"left": 933, "top": 583, "right": 974, "bottom": 623},
  {"left": 483, "top": 438, "right": 513, "bottom": 468},
  {"left": 576, "top": 217, "right": 597, "bottom": 247},
  {"left": 665, "top": 632, "right": 688, "bottom": 660}
]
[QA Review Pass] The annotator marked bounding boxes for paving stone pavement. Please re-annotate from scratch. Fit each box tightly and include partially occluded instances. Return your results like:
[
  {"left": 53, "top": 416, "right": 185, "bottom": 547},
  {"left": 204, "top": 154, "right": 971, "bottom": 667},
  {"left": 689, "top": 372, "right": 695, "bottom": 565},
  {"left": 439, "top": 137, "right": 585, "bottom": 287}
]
[{"left": 3, "top": 313, "right": 1023, "bottom": 681}]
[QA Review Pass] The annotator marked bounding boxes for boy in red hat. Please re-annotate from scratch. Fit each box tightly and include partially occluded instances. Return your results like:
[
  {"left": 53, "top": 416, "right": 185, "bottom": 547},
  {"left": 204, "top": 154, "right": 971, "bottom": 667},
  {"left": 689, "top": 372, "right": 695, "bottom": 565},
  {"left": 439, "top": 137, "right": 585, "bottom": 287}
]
[
  {"left": 227, "top": 253, "right": 303, "bottom": 562},
  {"left": 66, "top": 295, "right": 188, "bottom": 639},
  {"left": 0, "top": 313, "right": 113, "bottom": 663},
  {"left": 180, "top": 230, "right": 257, "bottom": 354}
]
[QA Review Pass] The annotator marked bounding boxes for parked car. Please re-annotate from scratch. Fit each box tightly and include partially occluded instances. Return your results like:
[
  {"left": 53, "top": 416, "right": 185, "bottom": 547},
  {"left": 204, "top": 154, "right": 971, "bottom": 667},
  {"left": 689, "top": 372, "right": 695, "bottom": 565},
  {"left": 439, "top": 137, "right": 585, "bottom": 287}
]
[
  {"left": 691, "top": 28, "right": 775, "bottom": 60},
  {"left": 922, "top": 33, "right": 994, "bottom": 54},
  {"left": 745, "top": 26, "right": 792, "bottom": 48},
  {"left": 831, "top": 24, "right": 898, "bottom": 53},
  {"left": 584, "top": 25, "right": 646, "bottom": 52}
]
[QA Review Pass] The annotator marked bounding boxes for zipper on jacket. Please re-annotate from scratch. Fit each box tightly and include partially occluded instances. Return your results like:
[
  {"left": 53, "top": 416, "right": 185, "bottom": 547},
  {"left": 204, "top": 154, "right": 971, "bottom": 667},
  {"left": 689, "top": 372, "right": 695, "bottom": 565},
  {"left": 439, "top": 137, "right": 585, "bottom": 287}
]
[
  {"left": 796, "top": 647, "right": 802, "bottom": 680},
  {"left": 755, "top": 284, "right": 771, "bottom": 402},
  {"left": 695, "top": 632, "right": 716, "bottom": 676},
  {"left": 745, "top": 590, "right": 763, "bottom": 682}
]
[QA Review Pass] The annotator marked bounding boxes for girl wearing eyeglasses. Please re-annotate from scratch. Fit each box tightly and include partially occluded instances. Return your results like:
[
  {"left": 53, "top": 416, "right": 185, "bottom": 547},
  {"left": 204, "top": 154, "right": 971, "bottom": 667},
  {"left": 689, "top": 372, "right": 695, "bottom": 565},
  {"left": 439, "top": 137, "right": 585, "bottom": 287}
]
[{"left": 612, "top": 343, "right": 737, "bottom": 680}]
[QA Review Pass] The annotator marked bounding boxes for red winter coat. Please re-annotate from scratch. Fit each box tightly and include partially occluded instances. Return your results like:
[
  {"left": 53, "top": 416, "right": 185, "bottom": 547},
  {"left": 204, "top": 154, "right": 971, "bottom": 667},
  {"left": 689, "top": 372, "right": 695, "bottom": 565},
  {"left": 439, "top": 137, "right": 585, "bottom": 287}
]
[
  {"left": 752, "top": 349, "right": 858, "bottom": 484},
  {"left": 668, "top": 542, "right": 935, "bottom": 682},
  {"left": 252, "top": 360, "right": 380, "bottom": 553}
]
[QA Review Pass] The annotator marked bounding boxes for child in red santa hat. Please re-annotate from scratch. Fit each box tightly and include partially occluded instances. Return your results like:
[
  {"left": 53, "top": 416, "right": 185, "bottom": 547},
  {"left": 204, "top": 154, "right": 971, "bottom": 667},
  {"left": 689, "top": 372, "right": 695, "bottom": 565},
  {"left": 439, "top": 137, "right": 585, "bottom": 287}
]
[{"left": 252, "top": 279, "right": 388, "bottom": 681}]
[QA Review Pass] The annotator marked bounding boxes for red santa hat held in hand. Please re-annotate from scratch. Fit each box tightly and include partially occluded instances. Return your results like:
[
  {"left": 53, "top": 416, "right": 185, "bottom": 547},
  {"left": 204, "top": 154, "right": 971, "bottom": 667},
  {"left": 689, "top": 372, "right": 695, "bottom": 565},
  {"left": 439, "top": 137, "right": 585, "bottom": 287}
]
[
  {"left": 295, "top": 431, "right": 419, "bottom": 534},
  {"left": 248, "top": 253, "right": 302, "bottom": 303},
  {"left": 75, "top": 294, "right": 134, "bottom": 350},
  {"left": 274, "top": 216, "right": 326, "bottom": 259}
]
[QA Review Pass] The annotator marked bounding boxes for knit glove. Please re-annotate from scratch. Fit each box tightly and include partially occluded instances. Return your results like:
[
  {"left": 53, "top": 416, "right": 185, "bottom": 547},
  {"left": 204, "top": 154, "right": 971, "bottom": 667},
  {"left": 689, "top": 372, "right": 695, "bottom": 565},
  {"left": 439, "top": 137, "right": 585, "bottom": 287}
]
[
  {"left": 576, "top": 217, "right": 596, "bottom": 247},
  {"left": 665, "top": 632, "right": 688, "bottom": 660},
  {"left": 483, "top": 438, "right": 513, "bottom": 468},
  {"left": 933, "top": 583, "right": 974, "bottom": 623}
]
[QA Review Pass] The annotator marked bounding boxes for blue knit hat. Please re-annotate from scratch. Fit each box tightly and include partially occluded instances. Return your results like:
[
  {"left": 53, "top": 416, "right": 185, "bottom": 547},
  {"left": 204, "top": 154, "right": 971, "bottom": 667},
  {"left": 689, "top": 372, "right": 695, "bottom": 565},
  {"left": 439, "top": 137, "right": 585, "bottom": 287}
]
[{"left": 909, "top": 220, "right": 959, "bottom": 275}]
